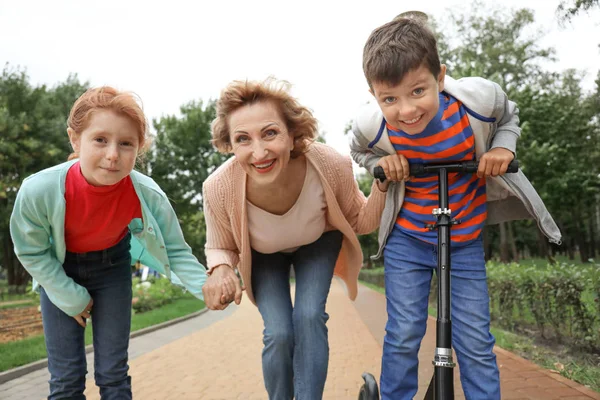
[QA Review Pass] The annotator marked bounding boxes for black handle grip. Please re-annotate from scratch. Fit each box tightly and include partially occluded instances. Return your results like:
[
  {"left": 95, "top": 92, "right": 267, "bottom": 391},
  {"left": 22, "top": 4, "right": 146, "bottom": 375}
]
[
  {"left": 506, "top": 159, "right": 519, "bottom": 173},
  {"left": 373, "top": 166, "right": 387, "bottom": 182},
  {"left": 373, "top": 160, "right": 519, "bottom": 182}
]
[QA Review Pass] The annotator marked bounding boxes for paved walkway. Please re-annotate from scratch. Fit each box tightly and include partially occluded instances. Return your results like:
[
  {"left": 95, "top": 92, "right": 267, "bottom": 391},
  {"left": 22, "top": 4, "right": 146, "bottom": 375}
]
[{"left": 1, "top": 280, "right": 599, "bottom": 399}]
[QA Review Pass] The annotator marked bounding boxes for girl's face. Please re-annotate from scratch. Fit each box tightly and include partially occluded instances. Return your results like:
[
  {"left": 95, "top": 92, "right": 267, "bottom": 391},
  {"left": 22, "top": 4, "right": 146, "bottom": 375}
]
[
  {"left": 229, "top": 101, "right": 294, "bottom": 186},
  {"left": 68, "top": 109, "right": 140, "bottom": 186}
]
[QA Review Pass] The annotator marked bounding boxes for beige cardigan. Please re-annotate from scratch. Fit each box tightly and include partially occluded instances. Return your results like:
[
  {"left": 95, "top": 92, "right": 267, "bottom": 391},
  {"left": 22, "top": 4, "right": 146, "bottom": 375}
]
[{"left": 202, "top": 142, "right": 386, "bottom": 306}]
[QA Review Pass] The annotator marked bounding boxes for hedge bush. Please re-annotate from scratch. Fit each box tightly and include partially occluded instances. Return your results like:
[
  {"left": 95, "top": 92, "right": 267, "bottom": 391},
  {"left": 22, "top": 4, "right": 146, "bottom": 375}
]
[
  {"left": 487, "top": 261, "right": 599, "bottom": 350},
  {"left": 131, "top": 276, "right": 187, "bottom": 313},
  {"left": 359, "top": 261, "right": 600, "bottom": 352}
]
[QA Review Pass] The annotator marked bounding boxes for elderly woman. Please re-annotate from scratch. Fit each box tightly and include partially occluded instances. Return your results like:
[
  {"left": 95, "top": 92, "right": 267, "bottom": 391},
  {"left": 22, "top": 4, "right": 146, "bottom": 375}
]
[{"left": 201, "top": 78, "right": 388, "bottom": 400}]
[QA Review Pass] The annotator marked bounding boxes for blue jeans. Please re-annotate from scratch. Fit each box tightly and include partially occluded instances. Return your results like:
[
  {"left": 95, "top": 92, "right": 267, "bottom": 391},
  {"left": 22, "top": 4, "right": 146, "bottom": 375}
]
[
  {"left": 251, "top": 230, "right": 343, "bottom": 400},
  {"left": 381, "top": 228, "right": 500, "bottom": 400},
  {"left": 40, "top": 233, "right": 133, "bottom": 400}
]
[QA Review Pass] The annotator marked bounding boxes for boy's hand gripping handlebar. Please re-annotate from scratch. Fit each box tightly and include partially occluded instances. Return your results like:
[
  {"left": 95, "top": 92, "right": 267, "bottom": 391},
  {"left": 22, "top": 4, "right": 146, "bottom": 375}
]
[{"left": 373, "top": 159, "right": 519, "bottom": 182}]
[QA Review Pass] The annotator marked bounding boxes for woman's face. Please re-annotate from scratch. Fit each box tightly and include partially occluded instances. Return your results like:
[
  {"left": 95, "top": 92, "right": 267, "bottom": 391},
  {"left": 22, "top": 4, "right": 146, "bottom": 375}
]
[{"left": 229, "top": 101, "right": 294, "bottom": 185}]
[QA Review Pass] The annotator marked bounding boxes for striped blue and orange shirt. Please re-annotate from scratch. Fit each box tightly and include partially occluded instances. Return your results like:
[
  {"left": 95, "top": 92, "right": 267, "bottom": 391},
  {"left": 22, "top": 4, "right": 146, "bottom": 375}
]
[{"left": 388, "top": 92, "right": 487, "bottom": 245}]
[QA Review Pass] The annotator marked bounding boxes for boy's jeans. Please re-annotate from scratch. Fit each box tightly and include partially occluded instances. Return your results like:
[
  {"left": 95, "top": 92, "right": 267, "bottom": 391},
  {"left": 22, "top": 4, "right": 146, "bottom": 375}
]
[
  {"left": 381, "top": 228, "right": 500, "bottom": 400},
  {"left": 251, "top": 230, "right": 343, "bottom": 400},
  {"left": 40, "top": 232, "right": 133, "bottom": 400}
]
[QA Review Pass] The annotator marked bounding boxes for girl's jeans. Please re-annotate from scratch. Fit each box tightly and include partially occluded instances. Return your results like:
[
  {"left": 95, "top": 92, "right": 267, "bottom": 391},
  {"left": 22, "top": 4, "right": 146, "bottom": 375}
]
[
  {"left": 40, "top": 232, "right": 133, "bottom": 400},
  {"left": 380, "top": 228, "right": 500, "bottom": 400},
  {"left": 251, "top": 230, "right": 343, "bottom": 400}
]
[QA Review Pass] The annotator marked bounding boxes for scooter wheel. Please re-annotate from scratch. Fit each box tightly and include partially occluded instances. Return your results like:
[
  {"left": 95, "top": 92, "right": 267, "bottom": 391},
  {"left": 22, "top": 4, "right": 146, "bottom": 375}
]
[{"left": 358, "top": 372, "right": 379, "bottom": 400}]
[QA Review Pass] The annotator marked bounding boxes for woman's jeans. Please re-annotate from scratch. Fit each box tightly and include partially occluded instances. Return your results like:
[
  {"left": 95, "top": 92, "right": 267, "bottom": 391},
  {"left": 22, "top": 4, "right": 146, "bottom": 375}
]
[
  {"left": 251, "top": 230, "right": 343, "bottom": 400},
  {"left": 380, "top": 228, "right": 500, "bottom": 400},
  {"left": 40, "top": 233, "right": 133, "bottom": 400}
]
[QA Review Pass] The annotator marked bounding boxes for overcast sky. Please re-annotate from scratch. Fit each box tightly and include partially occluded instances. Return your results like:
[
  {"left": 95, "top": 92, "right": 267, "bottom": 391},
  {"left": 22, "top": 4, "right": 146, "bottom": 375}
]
[{"left": 1, "top": 0, "right": 599, "bottom": 156}]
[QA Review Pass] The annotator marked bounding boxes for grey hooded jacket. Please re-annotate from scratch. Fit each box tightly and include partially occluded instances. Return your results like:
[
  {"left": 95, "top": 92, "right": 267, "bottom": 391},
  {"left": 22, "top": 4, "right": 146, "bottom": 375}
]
[{"left": 350, "top": 76, "right": 561, "bottom": 258}]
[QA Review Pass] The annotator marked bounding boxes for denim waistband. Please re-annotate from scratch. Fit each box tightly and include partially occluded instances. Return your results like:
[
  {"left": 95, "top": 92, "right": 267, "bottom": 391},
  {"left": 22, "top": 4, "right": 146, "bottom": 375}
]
[{"left": 65, "top": 232, "right": 131, "bottom": 263}]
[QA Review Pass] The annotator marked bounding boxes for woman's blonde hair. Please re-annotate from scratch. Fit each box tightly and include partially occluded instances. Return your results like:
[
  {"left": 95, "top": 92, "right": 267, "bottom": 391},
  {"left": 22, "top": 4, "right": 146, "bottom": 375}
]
[
  {"left": 67, "top": 86, "right": 150, "bottom": 160},
  {"left": 211, "top": 78, "right": 318, "bottom": 158}
]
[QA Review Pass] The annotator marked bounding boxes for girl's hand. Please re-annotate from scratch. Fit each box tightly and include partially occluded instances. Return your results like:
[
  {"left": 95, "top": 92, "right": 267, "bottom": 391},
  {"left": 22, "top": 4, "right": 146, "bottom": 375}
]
[
  {"left": 377, "top": 154, "right": 410, "bottom": 182},
  {"left": 74, "top": 299, "right": 93, "bottom": 328},
  {"left": 478, "top": 148, "right": 515, "bottom": 178}
]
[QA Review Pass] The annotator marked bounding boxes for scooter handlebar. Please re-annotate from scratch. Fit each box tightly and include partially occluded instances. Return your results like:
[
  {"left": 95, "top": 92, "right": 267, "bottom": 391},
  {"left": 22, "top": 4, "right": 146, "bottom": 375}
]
[{"left": 373, "top": 159, "right": 519, "bottom": 182}]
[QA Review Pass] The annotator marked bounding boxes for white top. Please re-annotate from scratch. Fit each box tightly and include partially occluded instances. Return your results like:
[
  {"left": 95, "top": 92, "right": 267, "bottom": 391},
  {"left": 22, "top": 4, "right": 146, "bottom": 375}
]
[{"left": 247, "top": 162, "right": 327, "bottom": 254}]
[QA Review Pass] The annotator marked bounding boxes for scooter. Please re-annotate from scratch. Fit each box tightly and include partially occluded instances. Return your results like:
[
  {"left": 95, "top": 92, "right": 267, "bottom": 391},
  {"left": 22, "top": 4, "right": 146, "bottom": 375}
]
[{"left": 358, "top": 159, "right": 519, "bottom": 400}]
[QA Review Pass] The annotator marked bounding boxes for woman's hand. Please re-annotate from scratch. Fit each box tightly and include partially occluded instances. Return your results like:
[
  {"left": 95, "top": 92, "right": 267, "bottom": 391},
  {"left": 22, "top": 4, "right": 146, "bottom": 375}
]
[
  {"left": 202, "top": 264, "right": 244, "bottom": 310},
  {"left": 73, "top": 298, "right": 93, "bottom": 328}
]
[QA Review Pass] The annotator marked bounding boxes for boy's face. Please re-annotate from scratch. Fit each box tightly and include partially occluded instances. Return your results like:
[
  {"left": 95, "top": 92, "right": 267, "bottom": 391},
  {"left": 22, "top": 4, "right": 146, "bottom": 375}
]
[{"left": 370, "top": 64, "right": 446, "bottom": 135}]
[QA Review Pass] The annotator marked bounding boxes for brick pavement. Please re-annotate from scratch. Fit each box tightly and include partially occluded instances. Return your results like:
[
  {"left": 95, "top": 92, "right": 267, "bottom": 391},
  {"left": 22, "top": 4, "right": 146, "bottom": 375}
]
[
  {"left": 82, "top": 280, "right": 598, "bottom": 399},
  {"left": 82, "top": 279, "right": 382, "bottom": 400},
  {"left": 1, "top": 280, "right": 598, "bottom": 399}
]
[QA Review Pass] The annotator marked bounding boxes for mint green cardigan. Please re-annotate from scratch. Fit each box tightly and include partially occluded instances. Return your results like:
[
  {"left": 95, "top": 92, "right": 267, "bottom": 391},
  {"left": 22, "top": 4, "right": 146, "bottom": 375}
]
[{"left": 10, "top": 160, "right": 206, "bottom": 316}]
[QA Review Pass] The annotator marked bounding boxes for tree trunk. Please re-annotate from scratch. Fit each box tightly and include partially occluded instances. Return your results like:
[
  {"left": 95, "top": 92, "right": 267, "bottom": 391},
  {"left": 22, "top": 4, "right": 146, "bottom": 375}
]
[
  {"left": 499, "top": 222, "right": 510, "bottom": 263},
  {"left": 572, "top": 208, "right": 590, "bottom": 263},
  {"left": 567, "top": 237, "right": 575, "bottom": 260},
  {"left": 483, "top": 226, "right": 492, "bottom": 261},
  {"left": 589, "top": 214, "right": 597, "bottom": 259},
  {"left": 536, "top": 227, "right": 555, "bottom": 264},
  {"left": 507, "top": 221, "right": 519, "bottom": 262},
  {"left": 537, "top": 224, "right": 548, "bottom": 258},
  {"left": 2, "top": 232, "right": 30, "bottom": 287},
  {"left": 576, "top": 226, "right": 590, "bottom": 263}
]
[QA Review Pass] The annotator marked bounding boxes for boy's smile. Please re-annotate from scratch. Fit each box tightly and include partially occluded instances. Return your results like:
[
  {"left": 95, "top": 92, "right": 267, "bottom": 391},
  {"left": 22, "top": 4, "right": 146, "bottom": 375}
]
[{"left": 370, "top": 64, "right": 446, "bottom": 135}]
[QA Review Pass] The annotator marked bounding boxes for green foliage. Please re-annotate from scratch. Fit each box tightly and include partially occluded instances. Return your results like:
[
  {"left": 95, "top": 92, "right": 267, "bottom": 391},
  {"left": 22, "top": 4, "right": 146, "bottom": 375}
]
[
  {"left": 148, "top": 100, "right": 229, "bottom": 263},
  {"left": 433, "top": 3, "right": 600, "bottom": 262},
  {"left": 487, "top": 261, "right": 600, "bottom": 350},
  {"left": 0, "top": 292, "right": 204, "bottom": 372},
  {"left": 0, "top": 65, "right": 89, "bottom": 285},
  {"left": 515, "top": 70, "right": 600, "bottom": 261},
  {"left": 131, "top": 276, "right": 187, "bottom": 314},
  {"left": 436, "top": 2, "right": 555, "bottom": 92},
  {"left": 557, "top": 0, "right": 600, "bottom": 22},
  {"left": 358, "top": 267, "right": 385, "bottom": 287},
  {"left": 356, "top": 172, "right": 382, "bottom": 267},
  {"left": 358, "top": 260, "right": 600, "bottom": 352}
]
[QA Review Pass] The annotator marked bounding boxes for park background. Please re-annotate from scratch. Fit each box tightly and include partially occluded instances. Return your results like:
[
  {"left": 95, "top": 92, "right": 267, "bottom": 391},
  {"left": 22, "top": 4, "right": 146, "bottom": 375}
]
[{"left": 1, "top": 0, "right": 599, "bottom": 394}]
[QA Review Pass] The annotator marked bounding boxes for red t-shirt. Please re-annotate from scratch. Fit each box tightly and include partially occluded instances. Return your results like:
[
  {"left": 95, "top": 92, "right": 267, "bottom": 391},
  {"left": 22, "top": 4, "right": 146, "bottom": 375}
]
[{"left": 64, "top": 162, "right": 142, "bottom": 253}]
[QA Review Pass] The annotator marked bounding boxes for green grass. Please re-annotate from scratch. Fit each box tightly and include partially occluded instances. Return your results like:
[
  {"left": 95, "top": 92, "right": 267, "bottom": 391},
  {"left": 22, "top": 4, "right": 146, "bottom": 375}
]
[
  {"left": 515, "top": 255, "right": 594, "bottom": 268},
  {"left": 490, "top": 326, "right": 600, "bottom": 393},
  {"left": 0, "top": 335, "right": 47, "bottom": 373},
  {"left": 0, "top": 292, "right": 30, "bottom": 302},
  {"left": 0, "top": 301, "right": 36, "bottom": 310},
  {"left": 358, "top": 279, "right": 600, "bottom": 393},
  {"left": 0, "top": 293, "right": 205, "bottom": 372}
]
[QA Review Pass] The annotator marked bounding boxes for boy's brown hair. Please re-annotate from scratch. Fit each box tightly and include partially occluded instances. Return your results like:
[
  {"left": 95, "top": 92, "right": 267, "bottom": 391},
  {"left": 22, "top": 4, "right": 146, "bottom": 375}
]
[{"left": 363, "top": 15, "right": 441, "bottom": 89}]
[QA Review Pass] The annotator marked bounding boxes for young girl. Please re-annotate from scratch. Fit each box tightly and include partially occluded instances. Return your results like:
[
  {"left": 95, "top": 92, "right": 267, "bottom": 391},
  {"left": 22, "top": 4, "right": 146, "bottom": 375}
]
[{"left": 9, "top": 87, "right": 207, "bottom": 399}]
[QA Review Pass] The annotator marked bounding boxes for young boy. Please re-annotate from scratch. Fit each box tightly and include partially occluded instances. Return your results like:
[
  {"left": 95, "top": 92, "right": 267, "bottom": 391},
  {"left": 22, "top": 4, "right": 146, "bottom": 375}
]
[{"left": 350, "top": 15, "right": 561, "bottom": 400}]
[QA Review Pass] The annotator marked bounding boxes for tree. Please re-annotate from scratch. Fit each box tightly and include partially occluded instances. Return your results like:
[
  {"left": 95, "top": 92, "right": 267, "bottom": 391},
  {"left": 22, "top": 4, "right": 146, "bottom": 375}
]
[
  {"left": 148, "top": 100, "right": 230, "bottom": 264},
  {"left": 431, "top": 4, "right": 559, "bottom": 261},
  {"left": 557, "top": 0, "right": 600, "bottom": 22},
  {"left": 517, "top": 70, "right": 600, "bottom": 262},
  {"left": 438, "top": 3, "right": 555, "bottom": 94},
  {"left": 0, "top": 65, "right": 88, "bottom": 285}
]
